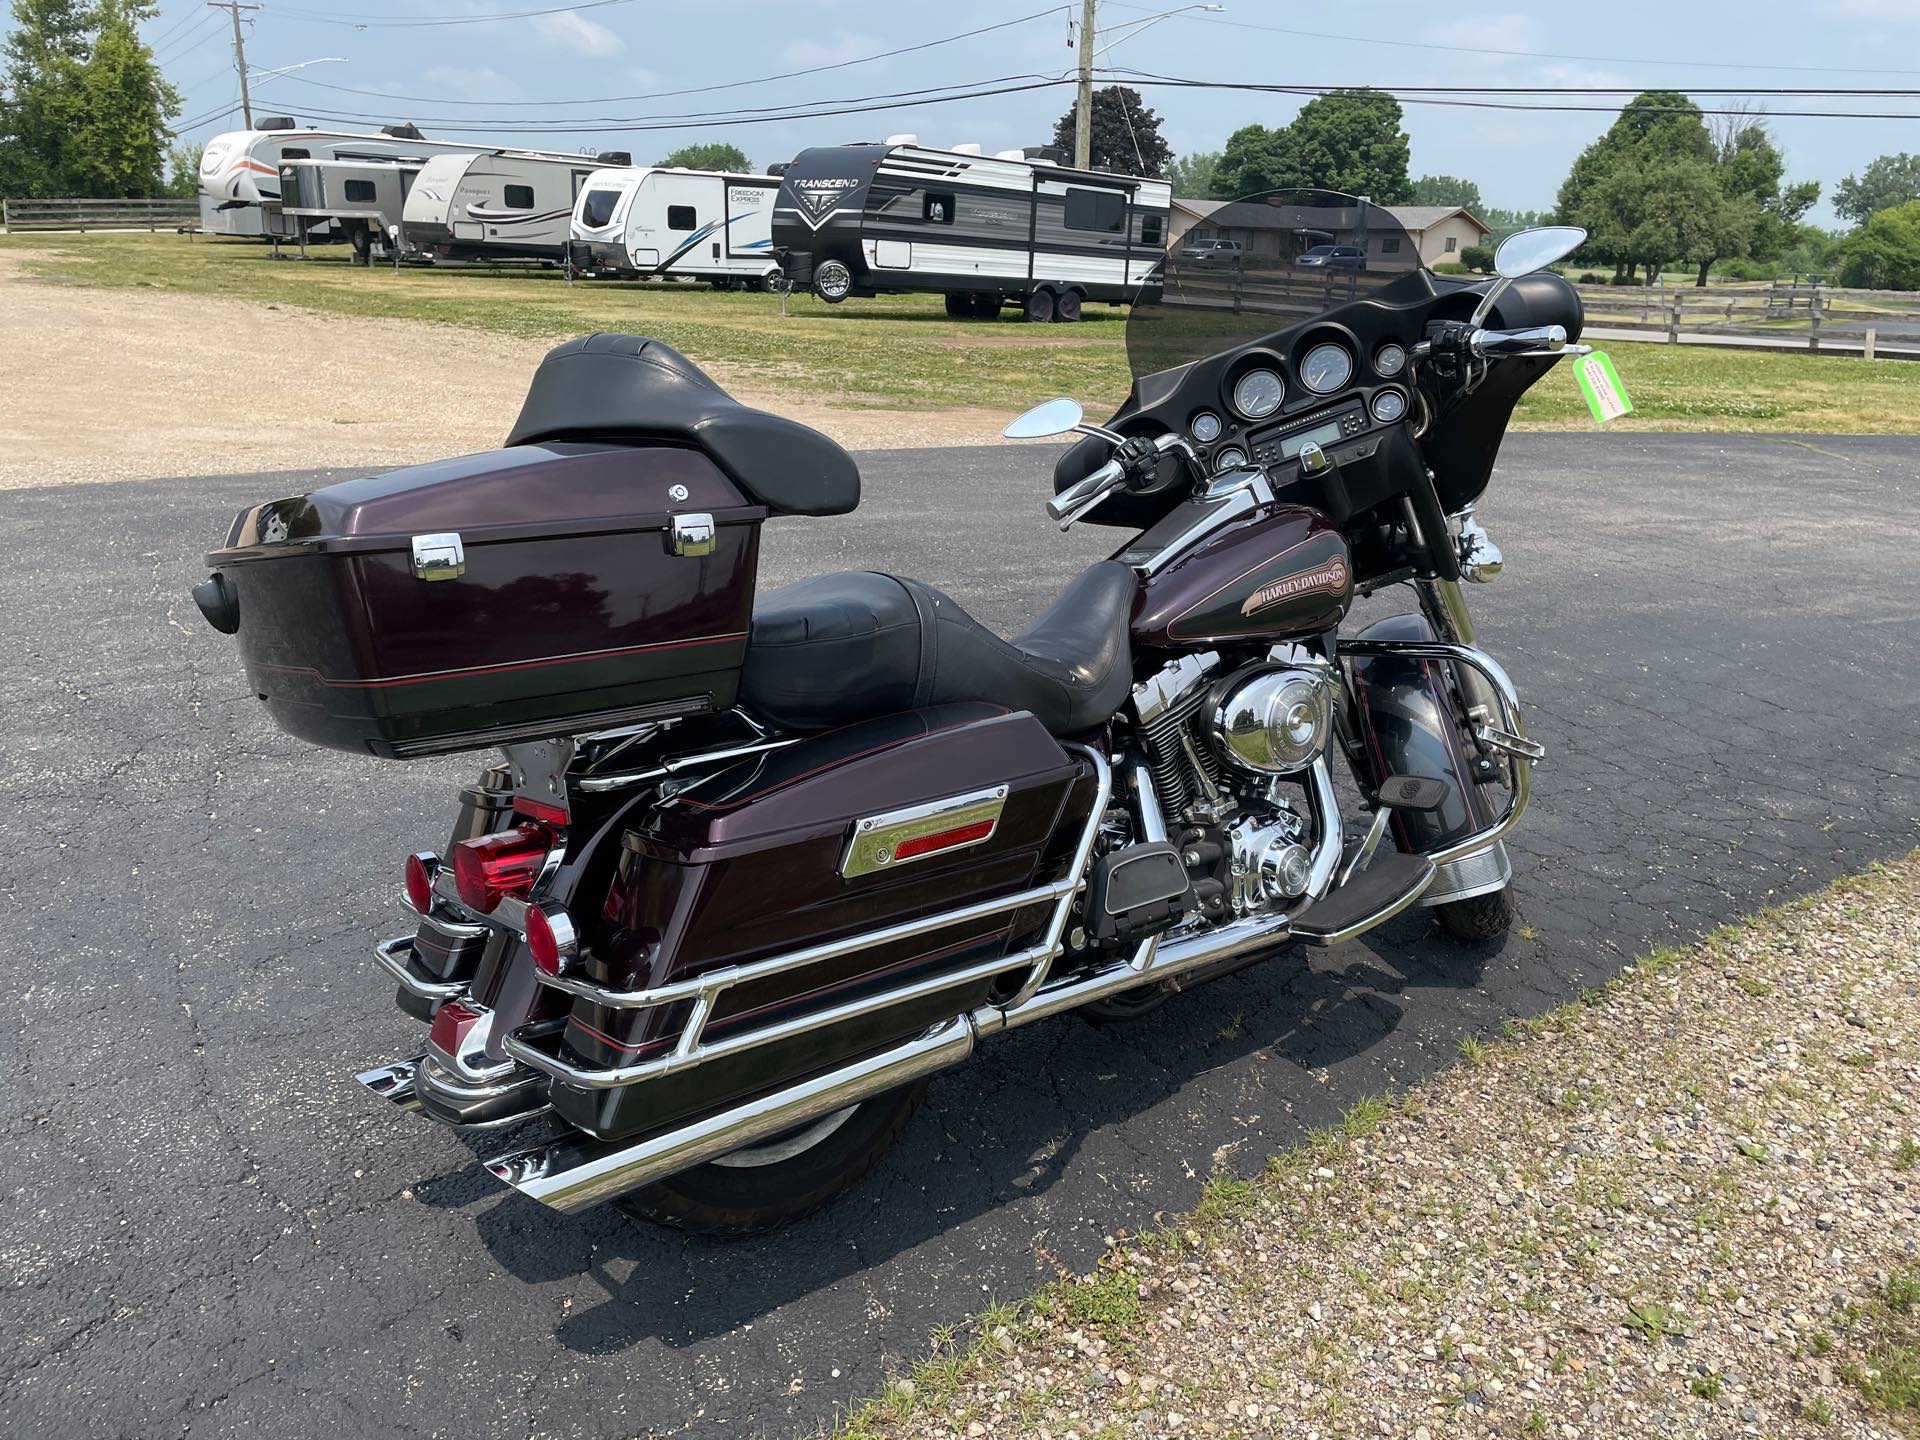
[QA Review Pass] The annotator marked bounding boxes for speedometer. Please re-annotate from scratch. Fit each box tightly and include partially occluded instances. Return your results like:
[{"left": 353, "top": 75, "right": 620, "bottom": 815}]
[
  {"left": 1300, "top": 343, "right": 1354, "bottom": 394},
  {"left": 1230, "top": 369, "right": 1285, "bottom": 419}
]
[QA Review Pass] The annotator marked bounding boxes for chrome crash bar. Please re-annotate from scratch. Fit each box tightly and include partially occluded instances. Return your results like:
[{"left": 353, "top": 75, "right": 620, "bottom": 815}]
[
  {"left": 1338, "top": 637, "right": 1540, "bottom": 866},
  {"left": 496, "top": 745, "right": 1116, "bottom": 1089}
]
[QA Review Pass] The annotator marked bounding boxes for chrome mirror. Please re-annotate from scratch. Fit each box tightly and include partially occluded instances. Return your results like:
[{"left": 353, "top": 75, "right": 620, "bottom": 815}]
[
  {"left": 1494, "top": 225, "right": 1586, "bottom": 279},
  {"left": 1002, "top": 397, "right": 1084, "bottom": 440}
]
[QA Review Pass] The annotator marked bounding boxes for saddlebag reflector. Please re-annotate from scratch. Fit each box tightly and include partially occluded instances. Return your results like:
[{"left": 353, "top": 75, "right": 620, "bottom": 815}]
[{"left": 202, "top": 442, "right": 764, "bottom": 758}]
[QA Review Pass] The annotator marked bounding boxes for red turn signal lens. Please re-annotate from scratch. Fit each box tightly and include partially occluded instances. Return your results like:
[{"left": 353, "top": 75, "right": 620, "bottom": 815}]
[
  {"left": 524, "top": 903, "right": 576, "bottom": 977},
  {"left": 893, "top": 818, "right": 997, "bottom": 862},
  {"left": 451, "top": 824, "right": 552, "bottom": 913},
  {"left": 403, "top": 852, "right": 437, "bottom": 915}
]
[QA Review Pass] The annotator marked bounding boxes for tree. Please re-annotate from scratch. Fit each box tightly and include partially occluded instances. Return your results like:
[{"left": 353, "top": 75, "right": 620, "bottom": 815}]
[
  {"left": 0, "top": 0, "right": 95, "bottom": 196},
  {"left": 1164, "top": 149, "right": 1219, "bottom": 199},
  {"left": 1212, "top": 89, "right": 1410, "bottom": 202},
  {"left": 1556, "top": 91, "right": 1715, "bottom": 280},
  {"left": 1833, "top": 152, "right": 1920, "bottom": 226},
  {"left": 1048, "top": 85, "right": 1170, "bottom": 177},
  {"left": 1409, "top": 174, "right": 1482, "bottom": 211},
  {"left": 656, "top": 141, "right": 751, "bottom": 172},
  {"left": 162, "top": 139, "right": 200, "bottom": 198},
  {"left": 70, "top": 0, "right": 178, "bottom": 197},
  {"left": 1482, "top": 206, "right": 1549, "bottom": 244},
  {"left": 1576, "top": 155, "right": 1741, "bottom": 281},
  {"left": 1674, "top": 116, "right": 1817, "bottom": 285},
  {"left": 0, "top": 0, "right": 177, "bottom": 197},
  {"left": 1834, "top": 199, "right": 1920, "bottom": 290}
]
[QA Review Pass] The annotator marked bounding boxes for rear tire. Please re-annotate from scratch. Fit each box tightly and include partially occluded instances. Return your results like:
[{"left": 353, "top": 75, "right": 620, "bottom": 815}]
[
  {"left": 613, "top": 1079, "right": 929, "bottom": 1237},
  {"left": 1435, "top": 883, "right": 1517, "bottom": 942},
  {"left": 1053, "top": 288, "right": 1083, "bottom": 322},
  {"left": 1024, "top": 287, "right": 1056, "bottom": 323}
]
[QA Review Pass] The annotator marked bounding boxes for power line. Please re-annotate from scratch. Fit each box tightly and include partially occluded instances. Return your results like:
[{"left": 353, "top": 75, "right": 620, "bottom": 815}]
[
  {"left": 261, "top": 0, "right": 645, "bottom": 29},
  {"left": 270, "top": 6, "right": 1068, "bottom": 107},
  {"left": 1107, "top": 0, "right": 1920, "bottom": 79}
]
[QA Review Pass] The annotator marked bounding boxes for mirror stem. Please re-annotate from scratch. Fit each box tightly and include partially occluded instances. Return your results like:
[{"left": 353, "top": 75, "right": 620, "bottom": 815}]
[{"left": 1469, "top": 275, "right": 1512, "bottom": 330}]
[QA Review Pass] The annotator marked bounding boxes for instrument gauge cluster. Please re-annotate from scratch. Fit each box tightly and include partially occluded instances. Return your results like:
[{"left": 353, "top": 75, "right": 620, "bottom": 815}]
[
  {"left": 1299, "top": 342, "right": 1354, "bottom": 395},
  {"left": 1230, "top": 368, "right": 1285, "bottom": 420}
]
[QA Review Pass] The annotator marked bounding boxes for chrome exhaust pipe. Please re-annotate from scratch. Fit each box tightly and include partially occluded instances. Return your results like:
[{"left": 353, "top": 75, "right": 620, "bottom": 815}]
[{"left": 482, "top": 1017, "right": 977, "bottom": 1213}]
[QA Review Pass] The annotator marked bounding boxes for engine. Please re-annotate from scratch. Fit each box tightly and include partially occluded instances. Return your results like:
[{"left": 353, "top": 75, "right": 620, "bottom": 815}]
[{"left": 1130, "top": 651, "right": 1336, "bottom": 924}]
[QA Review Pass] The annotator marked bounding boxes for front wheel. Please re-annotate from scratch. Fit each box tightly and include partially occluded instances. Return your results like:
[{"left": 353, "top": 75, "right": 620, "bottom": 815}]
[
  {"left": 614, "top": 1079, "right": 929, "bottom": 1236},
  {"left": 1434, "top": 883, "right": 1517, "bottom": 942}
]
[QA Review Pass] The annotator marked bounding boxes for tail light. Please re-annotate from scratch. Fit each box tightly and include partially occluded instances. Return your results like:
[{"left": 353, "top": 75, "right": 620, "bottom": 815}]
[
  {"left": 403, "top": 851, "right": 438, "bottom": 915},
  {"left": 452, "top": 824, "right": 553, "bottom": 913},
  {"left": 524, "top": 902, "right": 577, "bottom": 977}
]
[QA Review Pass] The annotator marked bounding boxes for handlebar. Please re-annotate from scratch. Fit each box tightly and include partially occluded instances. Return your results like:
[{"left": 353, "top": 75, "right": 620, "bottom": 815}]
[
  {"left": 1411, "top": 322, "right": 1591, "bottom": 363},
  {"left": 1046, "top": 432, "right": 1198, "bottom": 530}
]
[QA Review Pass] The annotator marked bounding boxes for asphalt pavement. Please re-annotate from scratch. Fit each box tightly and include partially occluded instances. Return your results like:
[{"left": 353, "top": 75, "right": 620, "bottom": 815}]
[{"left": 4, "top": 432, "right": 1918, "bottom": 1438}]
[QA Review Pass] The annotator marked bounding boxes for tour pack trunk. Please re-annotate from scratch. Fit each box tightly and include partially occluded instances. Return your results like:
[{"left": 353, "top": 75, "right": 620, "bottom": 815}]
[
  {"left": 535, "top": 704, "right": 1099, "bottom": 1142},
  {"left": 199, "top": 441, "right": 762, "bottom": 757}
]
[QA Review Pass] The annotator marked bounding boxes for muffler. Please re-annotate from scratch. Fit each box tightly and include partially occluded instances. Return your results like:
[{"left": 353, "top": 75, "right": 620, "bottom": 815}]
[{"left": 483, "top": 1018, "right": 977, "bottom": 1213}]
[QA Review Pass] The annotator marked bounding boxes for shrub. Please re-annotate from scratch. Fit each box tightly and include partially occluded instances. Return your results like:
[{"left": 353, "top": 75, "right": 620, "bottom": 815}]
[
  {"left": 1460, "top": 242, "right": 1495, "bottom": 273},
  {"left": 1432, "top": 261, "right": 1469, "bottom": 274}
]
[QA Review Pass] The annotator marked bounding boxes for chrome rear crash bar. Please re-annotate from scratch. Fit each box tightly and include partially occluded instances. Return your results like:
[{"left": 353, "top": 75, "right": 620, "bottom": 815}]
[{"left": 500, "top": 746, "right": 1115, "bottom": 1089}]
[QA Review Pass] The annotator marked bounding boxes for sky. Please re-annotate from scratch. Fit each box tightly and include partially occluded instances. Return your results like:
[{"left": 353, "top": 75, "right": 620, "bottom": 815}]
[{"left": 114, "top": 0, "right": 1920, "bottom": 226}]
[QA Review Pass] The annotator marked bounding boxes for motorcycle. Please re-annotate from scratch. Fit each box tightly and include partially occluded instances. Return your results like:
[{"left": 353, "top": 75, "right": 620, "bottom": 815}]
[{"left": 192, "top": 192, "right": 1590, "bottom": 1235}]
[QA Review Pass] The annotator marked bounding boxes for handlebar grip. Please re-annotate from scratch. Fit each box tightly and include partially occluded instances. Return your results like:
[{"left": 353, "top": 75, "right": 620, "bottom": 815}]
[
  {"left": 1469, "top": 324, "right": 1568, "bottom": 357},
  {"left": 1046, "top": 458, "right": 1126, "bottom": 525}
]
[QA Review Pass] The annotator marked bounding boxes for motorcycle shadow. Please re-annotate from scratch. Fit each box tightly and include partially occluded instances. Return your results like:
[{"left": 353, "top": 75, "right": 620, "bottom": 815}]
[{"left": 454, "top": 914, "right": 1501, "bottom": 1354}]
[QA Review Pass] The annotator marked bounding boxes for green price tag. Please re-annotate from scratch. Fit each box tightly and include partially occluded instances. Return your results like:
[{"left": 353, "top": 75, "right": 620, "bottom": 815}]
[{"left": 1573, "top": 350, "right": 1633, "bottom": 423}]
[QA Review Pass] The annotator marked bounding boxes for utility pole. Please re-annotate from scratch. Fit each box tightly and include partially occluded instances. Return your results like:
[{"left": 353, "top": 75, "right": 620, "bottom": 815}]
[
  {"left": 1073, "top": 0, "right": 1095, "bottom": 169},
  {"left": 209, "top": 1, "right": 261, "bottom": 129}
]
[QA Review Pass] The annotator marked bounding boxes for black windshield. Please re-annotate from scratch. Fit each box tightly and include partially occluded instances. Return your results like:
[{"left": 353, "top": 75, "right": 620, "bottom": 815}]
[{"left": 1128, "top": 189, "right": 1428, "bottom": 380}]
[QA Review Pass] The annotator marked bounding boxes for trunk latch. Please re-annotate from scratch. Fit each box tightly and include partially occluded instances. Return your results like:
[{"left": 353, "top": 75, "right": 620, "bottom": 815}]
[
  {"left": 410, "top": 532, "right": 466, "bottom": 581},
  {"left": 670, "top": 513, "right": 716, "bottom": 557}
]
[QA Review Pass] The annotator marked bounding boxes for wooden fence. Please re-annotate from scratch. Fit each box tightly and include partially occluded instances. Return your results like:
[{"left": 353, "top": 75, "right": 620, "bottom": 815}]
[
  {"left": 2, "top": 196, "right": 200, "bottom": 232},
  {"left": 1573, "top": 281, "right": 1920, "bottom": 360}
]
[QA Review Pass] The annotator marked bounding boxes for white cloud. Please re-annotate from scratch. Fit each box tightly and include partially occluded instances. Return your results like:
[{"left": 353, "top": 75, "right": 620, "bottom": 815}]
[{"left": 532, "top": 11, "right": 625, "bottom": 56}]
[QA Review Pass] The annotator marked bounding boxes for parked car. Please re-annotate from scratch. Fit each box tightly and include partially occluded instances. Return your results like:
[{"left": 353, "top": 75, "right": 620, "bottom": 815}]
[
  {"left": 1298, "top": 243, "right": 1365, "bottom": 270},
  {"left": 1178, "top": 237, "right": 1244, "bottom": 265}
]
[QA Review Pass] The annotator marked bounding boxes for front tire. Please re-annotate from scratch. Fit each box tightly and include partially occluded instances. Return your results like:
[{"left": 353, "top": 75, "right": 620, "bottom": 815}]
[
  {"left": 1434, "top": 883, "right": 1517, "bottom": 942},
  {"left": 614, "top": 1079, "right": 929, "bottom": 1236}
]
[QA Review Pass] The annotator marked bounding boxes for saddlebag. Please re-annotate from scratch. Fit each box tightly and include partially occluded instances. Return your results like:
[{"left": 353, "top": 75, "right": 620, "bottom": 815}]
[
  {"left": 544, "top": 703, "right": 1099, "bottom": 1141},
  {"left": 200, "top": 442, "right": 761, "bottom": 758}
]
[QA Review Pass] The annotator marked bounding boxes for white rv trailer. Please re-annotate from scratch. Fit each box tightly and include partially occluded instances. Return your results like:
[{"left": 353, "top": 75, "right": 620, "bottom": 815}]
[
  {"left": 198, "top": 120, "right": 482, "bottom": 238},
  {"left": 276, "top": 157, "right": 422, "bottom": 263},
  {"left": 403, "top": 147, "right": 632, "bottom": 265},
  {"left": 568, "top": 167, "right": 781, "bottom": 287},
  {"left": 771, "top": 137, "right": 1172, "bottom": 321}
]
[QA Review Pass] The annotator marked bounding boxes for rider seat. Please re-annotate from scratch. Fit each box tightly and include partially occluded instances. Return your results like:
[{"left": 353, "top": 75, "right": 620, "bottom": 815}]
[
  {"left": 741, "top": 565, "right": 1137, "bottom": 737},
  {"left": 504, "top": 333, "right": 861, "bottom": 517}
]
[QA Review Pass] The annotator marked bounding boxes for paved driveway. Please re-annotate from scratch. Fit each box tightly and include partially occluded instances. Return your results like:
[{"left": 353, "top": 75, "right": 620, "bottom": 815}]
[{"left": 4, "top": 433, "right": 1917, "bottom": 1438}]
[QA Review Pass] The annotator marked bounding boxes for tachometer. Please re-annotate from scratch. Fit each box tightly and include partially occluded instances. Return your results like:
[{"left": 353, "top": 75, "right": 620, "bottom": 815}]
[
  {"left": 1230, "top": 369, "right": 1285, "bottom": 419},
  {"left": 1300, "top": 343, "right": 1353, "bottom": 394}
]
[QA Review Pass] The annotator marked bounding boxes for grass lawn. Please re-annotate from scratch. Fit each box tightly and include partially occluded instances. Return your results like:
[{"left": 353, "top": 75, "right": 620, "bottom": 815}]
[{"left": 6, "top": 231, "right": 1918, "bottom": 433}]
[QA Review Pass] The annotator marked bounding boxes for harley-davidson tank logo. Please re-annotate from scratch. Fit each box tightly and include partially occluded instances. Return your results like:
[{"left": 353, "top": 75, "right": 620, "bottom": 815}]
[
  {"left": 794, "top": 177, "right": 858, "bottom": 217},
  {"left": 1240, "top": 555, "right": 1350, "bottom": 617}
]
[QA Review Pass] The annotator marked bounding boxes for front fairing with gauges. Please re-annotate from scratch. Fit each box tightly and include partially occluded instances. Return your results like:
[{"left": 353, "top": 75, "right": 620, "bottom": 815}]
[{"left": 1056, "top": 192, "right": 1581, "bottom": 545}]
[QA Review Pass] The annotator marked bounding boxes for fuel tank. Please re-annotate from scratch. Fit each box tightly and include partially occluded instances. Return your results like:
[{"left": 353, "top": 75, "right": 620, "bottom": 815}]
[{"left": 1131, "top": 503, "right": 1351, "bottom": 649}]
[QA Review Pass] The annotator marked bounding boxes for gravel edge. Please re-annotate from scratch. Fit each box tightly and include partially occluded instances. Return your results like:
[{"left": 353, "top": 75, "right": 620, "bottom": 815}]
[{"left": 826, "top": 853, "right": 1920, "bottom": 1440}]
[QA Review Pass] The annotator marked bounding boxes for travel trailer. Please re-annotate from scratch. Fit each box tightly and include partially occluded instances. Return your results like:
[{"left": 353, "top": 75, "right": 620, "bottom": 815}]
[
  {"left": 403, "top": 147, "right": 632, "bottom": 265},
  {"left": 198, "top": 120, "right": 479, "bottom": 238},
  {"left": 568, "top": 167, "right": 781, "bottom": 288},
  {"left": 771, "top": 137, "right": 1171, "bottom": 321},
  {"left": 276, "top": 156, "right": 422, "bottom": 262}
]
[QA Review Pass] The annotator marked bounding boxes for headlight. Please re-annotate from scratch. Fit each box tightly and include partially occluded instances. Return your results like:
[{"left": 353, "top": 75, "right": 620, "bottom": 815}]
[{"left": 1211, "top": 667, "right": 1334, "bottom": 774}]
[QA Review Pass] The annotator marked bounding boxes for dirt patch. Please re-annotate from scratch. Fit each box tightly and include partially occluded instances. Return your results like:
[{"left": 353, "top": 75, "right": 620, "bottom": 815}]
[{"left": 0, "top": 251, "right": 1031, "bottom": 488}]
